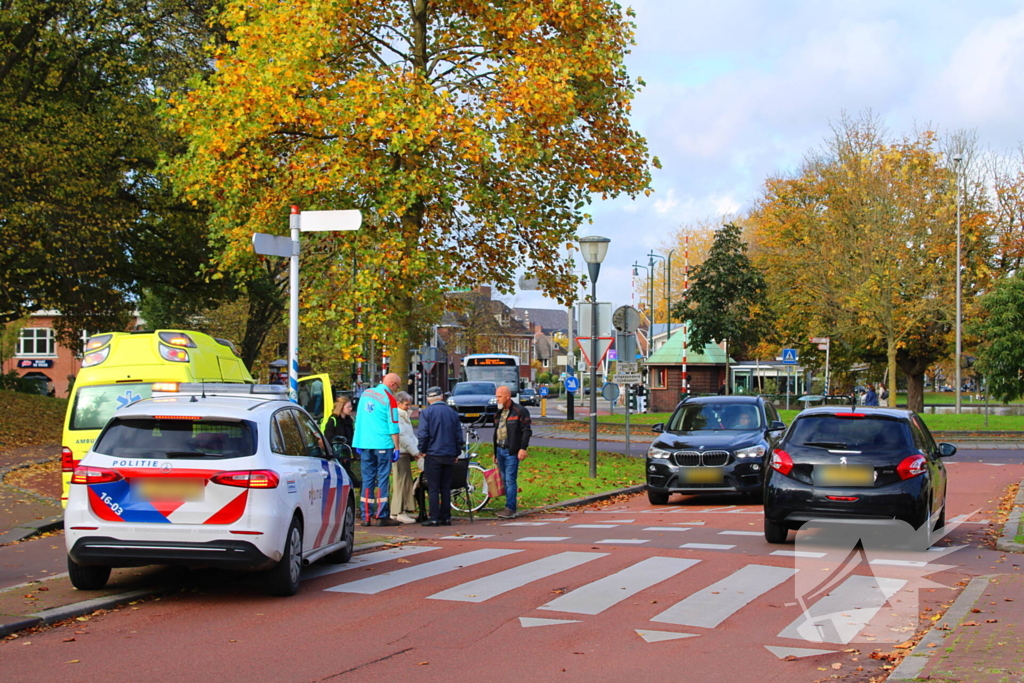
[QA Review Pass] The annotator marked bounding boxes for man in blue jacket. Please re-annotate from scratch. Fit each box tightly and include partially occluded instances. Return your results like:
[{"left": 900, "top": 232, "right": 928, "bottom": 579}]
[
  {"left": 353, "top": 372, "right": 402, "bottom": 527},
  {"left": 416, "top": 386, "right": 465, "bottom": 526}
]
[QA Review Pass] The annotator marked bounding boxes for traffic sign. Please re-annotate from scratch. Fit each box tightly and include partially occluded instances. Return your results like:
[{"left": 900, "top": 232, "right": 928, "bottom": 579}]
[
  {"left": 781, "top": 348, "right": 798, "bottom": 365},
  {"left": 538, "top": 386, "right": 549, "bottom": 397},
  {"left": 422, "top": 360, "right": 437, "bottom": 375},
  {"left": 602, "top": 383, "right": 620, "bottom": 403},
  {"left": 564, "top": 376, "right": 580, "bottom": 393},
  {"left": 612, "top": 305, "right": 641, "bottom": 333},
  {"left": 817, "top": 343, "right": 828, "bottom": 350},
  {"left": 617, "top": 362, "right": 639, "bottom": 373},
  {"left": 614, "top": 373, "right": 643, "bottom": 385},
  {"left": 810, "top": 337, "right": 829, "bottom": 344},
  {"left": 576, "top": 337, "right": 614, "bottom": 366}
]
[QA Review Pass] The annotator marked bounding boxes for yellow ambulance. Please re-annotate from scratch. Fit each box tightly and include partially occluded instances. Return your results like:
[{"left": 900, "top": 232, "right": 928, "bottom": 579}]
[{"left": 60, "top": 330, "right": 254, "bottom": 506}]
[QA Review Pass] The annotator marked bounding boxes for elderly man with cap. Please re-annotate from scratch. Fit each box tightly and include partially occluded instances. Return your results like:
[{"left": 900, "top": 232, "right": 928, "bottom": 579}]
[
  {"left": 352, "top": 372, "right": 403, "bottom": 527},
  {"left": 416, "top": 386, "right": 465, "bottom": 526}
]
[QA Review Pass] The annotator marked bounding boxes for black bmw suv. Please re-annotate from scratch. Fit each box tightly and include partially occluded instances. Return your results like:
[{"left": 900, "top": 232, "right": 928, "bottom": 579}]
[{"left": 645, "top": 395, "right": 786, "bottom": 504}]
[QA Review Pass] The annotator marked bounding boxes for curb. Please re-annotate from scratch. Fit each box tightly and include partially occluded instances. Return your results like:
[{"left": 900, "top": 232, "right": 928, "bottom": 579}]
[
  {"left": 0, "top": 540, "right": 403, "bottom": 639},
  {"left": 0, "top": 515, "right": 64, "bottom": 546},
  {"left": 525, "top": 484, "right": 646, "bottom": 514},
  {"left": 995, "top": 481, "right": 1024, "bottom": 553},
  {"left": 888, "top": 574, "right": 995, "bottom": 680}
]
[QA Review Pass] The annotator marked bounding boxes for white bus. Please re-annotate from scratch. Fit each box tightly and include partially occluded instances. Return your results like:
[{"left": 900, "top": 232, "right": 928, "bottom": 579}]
[{"left": 461, "top": 353, "right": 520, "bottom": 398}]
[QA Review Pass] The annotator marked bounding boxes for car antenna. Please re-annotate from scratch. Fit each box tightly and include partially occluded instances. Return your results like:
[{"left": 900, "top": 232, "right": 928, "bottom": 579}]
[{"left": 201, "top": 380, "right": 207, "bottom": 399}]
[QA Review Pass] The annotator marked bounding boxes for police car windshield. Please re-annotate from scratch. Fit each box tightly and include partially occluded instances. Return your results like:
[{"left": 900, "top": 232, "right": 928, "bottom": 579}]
[
  {"left": 70, "top": 384, "right": 154, "bottom": 431},
  {"left": 94, "top": 418, "right": 257, "bottom": 459}
]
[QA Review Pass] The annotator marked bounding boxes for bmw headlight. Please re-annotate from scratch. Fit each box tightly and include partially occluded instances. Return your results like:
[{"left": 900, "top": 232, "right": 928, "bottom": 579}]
[
  {"left": 735, "top": 445, "right": 766, "bottom": 459},
  {"left": 648, "top": 446, "right": 672, "bottom": 460}
]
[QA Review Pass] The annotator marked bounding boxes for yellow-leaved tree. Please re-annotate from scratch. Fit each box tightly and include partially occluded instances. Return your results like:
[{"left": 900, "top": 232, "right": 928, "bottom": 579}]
[{"left": 163, "top": 0, "right": 656, "bottom": 375}]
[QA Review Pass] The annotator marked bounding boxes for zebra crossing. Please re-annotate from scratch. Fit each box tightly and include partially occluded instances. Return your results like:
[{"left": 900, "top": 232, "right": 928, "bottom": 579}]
[{"left": 314, "top": 537, "right": 948, "bottom": 649}]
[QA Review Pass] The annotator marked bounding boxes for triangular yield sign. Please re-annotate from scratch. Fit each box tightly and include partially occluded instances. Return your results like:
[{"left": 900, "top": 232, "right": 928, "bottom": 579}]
[
  {"left": 635, "top": 629, "right": 699, "bottom": 643},
  {"left": 764, "top": 645, "right": 838, "bottom": 659},
  {"left": 519, "top": 617, "right": 580, "bottom": 628},
  {"left": 576, "top": 337, "right": 614, "bottom": 366}
]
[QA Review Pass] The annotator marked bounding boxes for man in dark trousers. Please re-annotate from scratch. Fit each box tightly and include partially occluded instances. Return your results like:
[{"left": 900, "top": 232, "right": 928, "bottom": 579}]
[
  {"left": 493, "top": 384, "right": 532, "bottom": 519},
  {"left": 416, "top": 386, "right": 465, "bottom": 526}
]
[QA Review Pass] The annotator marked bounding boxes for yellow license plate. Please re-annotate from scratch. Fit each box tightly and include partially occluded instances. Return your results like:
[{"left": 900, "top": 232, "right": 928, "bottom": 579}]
[
  {"left": 134, "top": 478, "right": 204, "bottom": 502},
  {"left": 678, "top": 467, "right": 724, "bottom": 484},
  {"left": 814, "top": 465, "right": 874, "bottom": 487},
  {"left": 465, "top": 413, "right": 480, "bottom": 418}
]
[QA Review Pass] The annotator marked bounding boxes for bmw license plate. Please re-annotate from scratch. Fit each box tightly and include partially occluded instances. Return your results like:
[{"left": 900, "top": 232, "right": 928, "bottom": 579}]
[
  {"left": 134, "top": 478, "right": 204, "bottom": 502},
  {"left": 813, "top": 465, "right": 874, "bottom": 487},
  {"left": 678, "top": 467, "right": 724, "bottom": 484}
]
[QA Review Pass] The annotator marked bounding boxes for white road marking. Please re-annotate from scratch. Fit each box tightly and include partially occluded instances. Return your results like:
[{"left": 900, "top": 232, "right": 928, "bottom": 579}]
[
  {"left": 520, "top": 617, "right": 579, "bottom": 627},
  {"left": 771, "top": 550, "right": 827, "bottom": 559},
  {"left": 643, "top": 527, "right": 692, "bottom": 532},
  {"left": 718, "top": 530, "right": 762, "bottom": 536},
  {"left": 764, "top": 645, "right": 839, "bottom": 659},
  {"left": 428, "top": 552, "right": 606, "bottom": 603},
  {"left": 604, "top": 519, "right": 636, "bottom": 524},
  {"left": 869, "top": 559, "right": 929, "bottom": 568},
  {"left": 672, "top": 522, "right": 705, "bottom": 526},
  {"left": 594, "top": 539, "right": 650, "bottom": 545},
  {"left": 636, "top": 630, "right": 699, "bottom": 643},
  {"left": 777, "top": 574, "right": 906, "bottom": 644},
  {"left": 571, "top": 524, "right": 620, "bottom": 529},
  {"left": 538, "top": 517, "right": 570, "bottom": 522},
  {"left": 325, "top": 548, "right": 521, "bottom": 595},
  {"left": 306, "top": 545, "right": 439, "bottom": 581},
  {"left": 680, "top": 543, "right": 736, "bottom": 551},
  {"left": 539, "top": 557, "right": 700, "bottom": 615},
  {"left": 440, "top": 535, "right": 494, "bottom": 540},
  {"left": 502, "top": 522, "right": 549, "bottom": 526},
  {"left": 651, "top": 564, "right": 797, "bottom": 629},
  {"left": 515, "top": 537, "right": 571, "bottom": 542}
]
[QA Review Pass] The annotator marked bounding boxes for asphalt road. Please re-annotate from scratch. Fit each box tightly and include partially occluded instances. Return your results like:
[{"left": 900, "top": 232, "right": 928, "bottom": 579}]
[{"left": 2, "top": 460, "right": 1021, "bottom": 683}]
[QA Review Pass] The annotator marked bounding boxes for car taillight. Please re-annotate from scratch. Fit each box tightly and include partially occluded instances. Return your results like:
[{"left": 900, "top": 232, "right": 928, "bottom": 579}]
[
  {"left": 71, "top": 466, "right": 124, "bottom": 485},
  {"left": 159, "top": 343, "right": 189, "bottom": 362},
  {"left": 770, "top": 448, "right": 794, "bottom": 476},
  {"left": 209, "top": 470, "right": 280, "bottom": 489},
  {"left": 897, "top": 454, "right": 927, "bottom": 480},
  {"left": 62, "top": 447, "right": 76, "bottom": 472},
  {"left": 82, "top": 346, "right": 110, "bottom": 367}
]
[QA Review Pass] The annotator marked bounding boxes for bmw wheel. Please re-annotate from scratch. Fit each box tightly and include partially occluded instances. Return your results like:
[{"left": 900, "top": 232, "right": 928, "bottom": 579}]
[
  {"left": 647, "top": 487, "right": 669, "bottom": 505},
  {"left": 266, "top": 517, "right": 303, "bottom": 597}
]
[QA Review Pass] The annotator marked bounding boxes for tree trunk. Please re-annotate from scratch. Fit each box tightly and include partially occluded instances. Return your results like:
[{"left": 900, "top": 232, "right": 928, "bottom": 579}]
[
  {"left": 896, "top": 353, "right": 931, "bottom": 413},
  {"left": 887, "top": 339, "right": 898, "bottom": 409}
]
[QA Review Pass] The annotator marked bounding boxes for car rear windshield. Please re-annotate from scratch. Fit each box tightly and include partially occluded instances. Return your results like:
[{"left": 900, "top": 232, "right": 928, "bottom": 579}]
[
  {"left": 454, "top": 382, "right": 495, "bottom": 396},
  {"left": 71, "top": 384, "right": 154, "bottom": 431},
  {"left": 667, "top": 403, "right": 762, "bottom": 432},
  {"left": 787, "top": 414, "right": 912, "bottom": 451},
  {"left": 93, "top": 418, "right": 257, "bottom": 459}
]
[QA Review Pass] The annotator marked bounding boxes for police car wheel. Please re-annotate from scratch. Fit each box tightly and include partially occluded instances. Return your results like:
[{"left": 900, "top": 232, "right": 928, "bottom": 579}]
[
  {"left": 326, "top": 496, "right": 355, "bottom": 564},
  {"left": 266, "top": 518, "right": 303, "bottom": 597},
  {"left": 67, "top": 556, "right": 111, "bottom": 590}
]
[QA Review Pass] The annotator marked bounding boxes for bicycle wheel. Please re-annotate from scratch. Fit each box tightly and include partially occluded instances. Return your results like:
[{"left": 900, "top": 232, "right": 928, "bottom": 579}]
[{"left": 451, "top": 463, "right": 490, "bottom": 512}]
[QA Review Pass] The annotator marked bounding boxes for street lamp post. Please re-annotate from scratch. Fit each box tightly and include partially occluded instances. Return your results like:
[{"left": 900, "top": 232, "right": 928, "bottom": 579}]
[
  {"left": 954, "top": 155, "right": 963, "bottom": 415},
  {"left": 579, "top": 236, "right": 610, "bottom": 479},
  {"left": 632, "top": 262, "right": 651, "bottom": 357}
]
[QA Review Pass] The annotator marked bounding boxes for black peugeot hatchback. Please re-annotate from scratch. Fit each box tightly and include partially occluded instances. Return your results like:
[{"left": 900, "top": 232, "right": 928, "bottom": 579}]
[
  {"left": 645, "top": 395, "right": 787, "bottom": 504},
  {"left": 763, "top": 406, "right": 956, "bottom": 547}
]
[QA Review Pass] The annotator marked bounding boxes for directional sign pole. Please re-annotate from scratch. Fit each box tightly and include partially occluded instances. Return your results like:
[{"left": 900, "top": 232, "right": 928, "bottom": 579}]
[{"left": 288, "top": 207, "right": 301, "bottom": 402}]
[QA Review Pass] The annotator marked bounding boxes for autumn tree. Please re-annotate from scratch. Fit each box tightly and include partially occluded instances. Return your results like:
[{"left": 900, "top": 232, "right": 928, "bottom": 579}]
[
  {"left": 750, "top": 115, "right": 990, "bottom": 411},
  {"left": 163, "top": 0, "right": 656, "bottom": 377},
  {"left": 671, "top": 223, "right": 773, "bottom": 368},
  {"left": 968, "top": 272, "right": 1024, "bottom": 402},
  {"left": 0, "top": 0, "right": 237, "bottom": 351},
  {"left": 641, "top": 218, "right": 717, "bottom": 327}
]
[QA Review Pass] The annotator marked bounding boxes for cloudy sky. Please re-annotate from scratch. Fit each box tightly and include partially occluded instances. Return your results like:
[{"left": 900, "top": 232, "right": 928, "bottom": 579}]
[{"left": 511, "top": 0, "right": 1024, "bottom": 315}]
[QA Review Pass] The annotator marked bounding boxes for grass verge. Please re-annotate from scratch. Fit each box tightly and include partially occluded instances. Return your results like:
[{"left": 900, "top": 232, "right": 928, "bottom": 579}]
[
  {"left": 470, "top": 444, "right": 641, "bottom": 509},
  {"left": 0, "top": 391, "right": 68, "bottom": 451}
]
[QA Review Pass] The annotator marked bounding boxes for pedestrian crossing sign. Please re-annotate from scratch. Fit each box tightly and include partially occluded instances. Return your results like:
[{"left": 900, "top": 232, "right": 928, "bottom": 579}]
[{"left": 781, "top": 348, "right": 798, "bottom": 365}]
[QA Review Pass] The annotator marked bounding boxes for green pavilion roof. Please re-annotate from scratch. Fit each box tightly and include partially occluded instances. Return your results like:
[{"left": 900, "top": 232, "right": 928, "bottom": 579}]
[{"left": 646, "top": 330, "right": 732, "bottom": 365}]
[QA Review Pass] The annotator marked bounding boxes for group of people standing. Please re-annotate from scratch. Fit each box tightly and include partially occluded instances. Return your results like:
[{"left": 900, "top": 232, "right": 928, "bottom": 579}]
[{"left": 324, "top": 372, "right": 532, "bottom": 527}]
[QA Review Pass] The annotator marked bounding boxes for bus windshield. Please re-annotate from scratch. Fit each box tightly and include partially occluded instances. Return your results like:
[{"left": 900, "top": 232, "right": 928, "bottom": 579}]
[{"left": 70, "top": 384, "right": 153, "bottom": 431}]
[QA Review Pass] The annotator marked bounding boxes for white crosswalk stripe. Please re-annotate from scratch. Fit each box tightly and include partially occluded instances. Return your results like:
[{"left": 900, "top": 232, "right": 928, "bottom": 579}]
[
  {"left": 777, "top": 574, "right": 906, "bottom": 644},
  {"left": 305, "top": 545, "right": 439, "bottom": 581},
  {"left": 428, "top": 551, "right": 606, "bottom": 603},
  {"left": 538, "top": 556, "right": 700, "bottom": 615},
  {"left": 651, "top": 564, "right": 797, "bottom": 628},
  {"left": 325, "top": 548, "right": 522, "bottom": 595}
]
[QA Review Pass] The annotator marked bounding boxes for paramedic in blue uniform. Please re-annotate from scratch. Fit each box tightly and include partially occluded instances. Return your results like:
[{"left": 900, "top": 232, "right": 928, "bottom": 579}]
[
  {"left": 352, "top": 372, "right": 402, "bottom": 527},
  {"left": 416, "top": 386, "right": 465, "bottom": 527}
]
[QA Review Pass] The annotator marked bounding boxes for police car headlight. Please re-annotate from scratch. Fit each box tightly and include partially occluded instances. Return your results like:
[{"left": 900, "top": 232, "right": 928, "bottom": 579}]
[
  {"left": 735, "top": 445, "right": 766, "bottom": 459},
  {"left": 648, "top": 446, "right": 671, "bottom": 460}
]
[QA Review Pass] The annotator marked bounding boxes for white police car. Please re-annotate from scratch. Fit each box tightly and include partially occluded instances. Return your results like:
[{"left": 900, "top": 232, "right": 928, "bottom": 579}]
[{"left": 64, "top": 383, "right": 355, "bottom": 596}]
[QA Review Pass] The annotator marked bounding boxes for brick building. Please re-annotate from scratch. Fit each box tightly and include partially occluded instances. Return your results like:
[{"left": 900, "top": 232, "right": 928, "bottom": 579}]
[{"left": 645, "top": 329, "right": 731, "bottom": 412}]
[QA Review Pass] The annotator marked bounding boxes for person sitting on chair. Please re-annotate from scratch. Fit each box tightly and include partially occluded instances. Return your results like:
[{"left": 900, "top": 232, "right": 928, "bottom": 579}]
[{"left": 416, "top": 387, "right": 464, "bottom": 527}]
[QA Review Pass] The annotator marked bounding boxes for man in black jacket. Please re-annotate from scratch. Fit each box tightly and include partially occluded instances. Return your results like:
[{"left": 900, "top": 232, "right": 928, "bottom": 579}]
[
  {"left": 493, "top": 385, "right": 532, "bottom": 519},
  {"left": 416, "top": 386, "right": 465, "bottom": 526}
]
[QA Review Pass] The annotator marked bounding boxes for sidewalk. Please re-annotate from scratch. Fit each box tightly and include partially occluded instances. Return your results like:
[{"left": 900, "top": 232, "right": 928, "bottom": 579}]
[{"left": 0, "top": 444, "right": 63, "bottom": 545}]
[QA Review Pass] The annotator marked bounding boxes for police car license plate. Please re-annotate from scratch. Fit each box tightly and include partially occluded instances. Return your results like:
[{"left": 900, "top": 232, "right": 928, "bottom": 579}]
[
  {"left": 134, "top": 478, "right": 204, "bottom": 502},
  {"left": 678, "top": 467, "right": 724, "bottom": 484},
  {"left": 814, "top": 465, "right": 874, "bottom": 487}
]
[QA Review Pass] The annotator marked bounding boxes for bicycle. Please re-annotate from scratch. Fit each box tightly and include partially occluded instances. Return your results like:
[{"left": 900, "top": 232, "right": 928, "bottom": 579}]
[{"left": 451, "top": 417, "right": 491, "bottom": 514}]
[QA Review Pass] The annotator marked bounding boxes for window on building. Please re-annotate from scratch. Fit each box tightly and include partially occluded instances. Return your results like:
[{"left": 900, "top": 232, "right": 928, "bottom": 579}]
[
  {"left": 652, "top": 368, "right": 666, "bottom": 389},
  {"left": 17, "top": 328, "right": 55, "bottom": 357}
]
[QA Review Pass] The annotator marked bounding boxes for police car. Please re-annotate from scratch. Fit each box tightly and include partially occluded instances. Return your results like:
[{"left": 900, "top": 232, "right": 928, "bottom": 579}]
[{"left": 64, "top": 384, "right": 355, "bottom": 597}]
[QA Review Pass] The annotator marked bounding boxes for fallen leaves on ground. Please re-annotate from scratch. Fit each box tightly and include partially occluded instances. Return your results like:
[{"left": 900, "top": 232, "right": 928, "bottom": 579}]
[{"left": 0, "top": 392, "right": 67, "bottom": 450}]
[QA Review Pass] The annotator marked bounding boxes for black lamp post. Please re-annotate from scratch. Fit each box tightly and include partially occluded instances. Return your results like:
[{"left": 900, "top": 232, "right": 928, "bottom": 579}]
[{"left": 579, "top": 236, "right": 610, "bottom": 479}]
